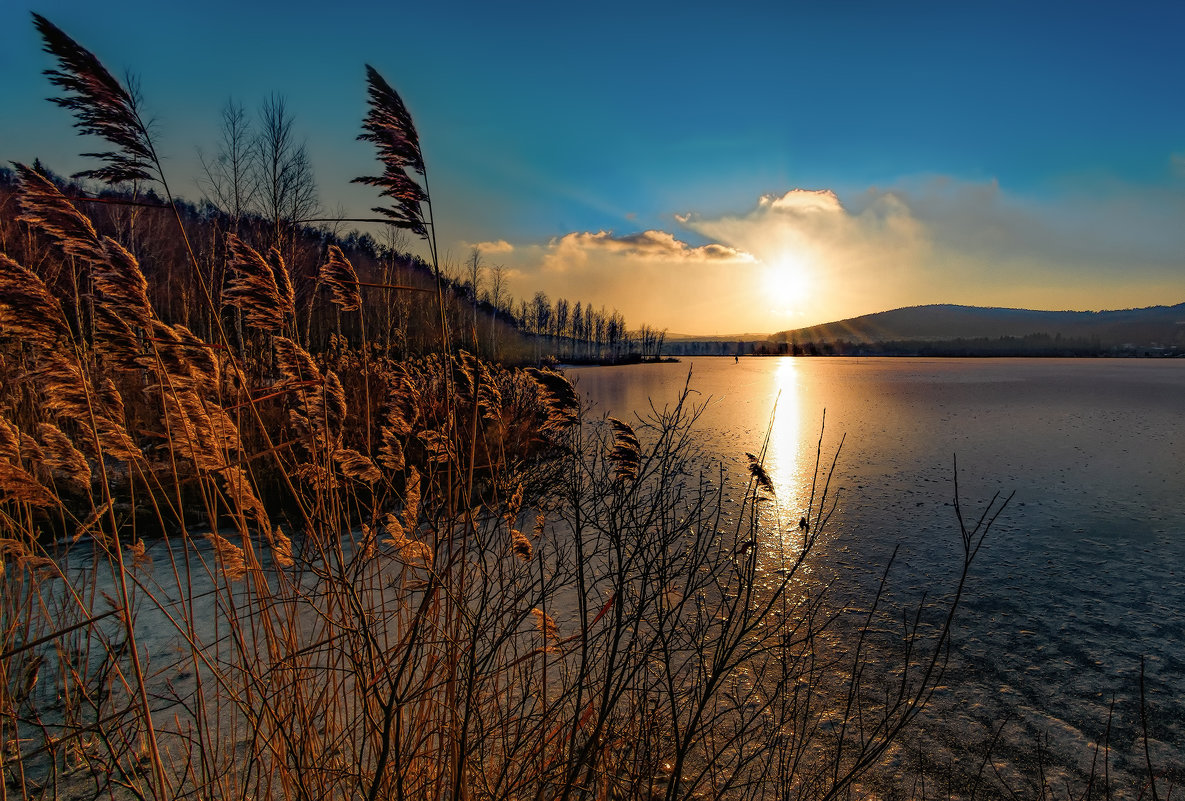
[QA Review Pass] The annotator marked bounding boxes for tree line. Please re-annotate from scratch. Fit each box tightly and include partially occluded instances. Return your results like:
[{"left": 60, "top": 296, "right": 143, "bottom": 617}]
[{"left": 0, "top": 161, "right": 666, "bottom": 366}]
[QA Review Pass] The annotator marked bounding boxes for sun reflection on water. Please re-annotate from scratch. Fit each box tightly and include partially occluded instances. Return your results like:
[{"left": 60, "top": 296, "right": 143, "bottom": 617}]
[{"left": 764, "top": 357, "right": 807, "bottom": 530}]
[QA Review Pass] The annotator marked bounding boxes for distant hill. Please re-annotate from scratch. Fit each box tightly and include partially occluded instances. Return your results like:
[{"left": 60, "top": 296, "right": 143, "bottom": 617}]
[{"left": 771, "top": 303, "right": 1185, "bottom": 353}]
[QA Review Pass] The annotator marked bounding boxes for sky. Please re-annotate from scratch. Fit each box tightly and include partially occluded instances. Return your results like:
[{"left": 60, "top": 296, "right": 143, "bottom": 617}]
[{"left": 3, "top": 0, "right": 1183, "bottom": 335}]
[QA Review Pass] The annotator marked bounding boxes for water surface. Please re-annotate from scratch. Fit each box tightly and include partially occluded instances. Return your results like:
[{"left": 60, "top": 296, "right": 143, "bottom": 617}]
[{"left": 570, "top": 356, "right": 1185, "bottom": 792}]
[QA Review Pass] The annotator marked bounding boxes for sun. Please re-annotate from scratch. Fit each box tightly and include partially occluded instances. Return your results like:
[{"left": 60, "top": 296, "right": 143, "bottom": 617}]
[{"left": 763, "top": 250, "right": 814, "bottom": 308}]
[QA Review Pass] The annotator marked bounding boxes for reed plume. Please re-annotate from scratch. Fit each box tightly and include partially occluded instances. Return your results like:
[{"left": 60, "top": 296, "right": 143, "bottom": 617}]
[
  {"left": 128, "top": 539, "right": 151, "bottom": 568},
  {"left": 37, "top": 421, "right": 91, "bottom": 489},
  {"left": 333, "top": 448, "right": 381, "bottom": 484},
  {"left": 204, "top": 531, "right": 247, "bottom": 580},
  {"left": 382, "top": 373, "right": 416, "bottom": 438},
  {"left": 97, "top": 378, "right": 125, "bottom": 423},
  {"left": 268, "top": 525, "right": 295, "bottom": 568},
  {"left": 274, "top": 336, "right": 321, "bottom": 385},
  {"left": 91, "top": 238, "right": 156, "bottom": 368},
  {"left": 377, "top": 429, "right": 406, "bottom": 473},
  {"left": 320, "top": 245, "right": 362, "bottom": 313},
  {"left": 36, "top": 353, "right": 98, "bottom": 432},
  {"left": 526, "top": 368, "right": 580, "bottom": 430},
  {"left": 507, "top": 482, "right": 524, "bottom": 517},
  {"left": 0, "top": 418, "right": 41, "bottom": 466},
  {"left": 73, "top": 499, "right": 113, "bottom": 544},
  {"left": 531, "top": 607, "right": 559, "bottom": 648},
  {"left": 224, "top": 233, "right": 291, "bottom": 331},
  {"left": 323, "top": 370, "right": 347, "bottom": 435},
  {"left": 746, "top": 451, "right": 775, "bottom": 496},
  {"left": 0, "top": 254, "right": 72, "bottom": 351},
  {"left": 157, "top": 384, "right": 241, "bottom": 474},
  {"left": 33, "top": 13, "right": 158, "bottom": 184},
  {"left": 402, "top": 468, "right": 421, "bottom": 533},
  {"left": 607, "top": 417, "right": 640, "bottom": 482},
  {"left": 478, "top": 361, "right": 504, "bottom": 422},
  {"left": 511, "top": 528, "right": 533, "bottom": 561},
  {"left": 381, "top": 510, "right": 432, "bottom": 566},
  {"left": 171, "top": 325, "right": 221, "bottom": 388},
  {"left": 92, "top": 304, "right": 146, "bottom": 370},
  {"left": 0, "top": 419, "right": 21, "bottom": 463},
  {"left": 353, "top": 65, "right": 428, "bottom": 238},
  {"left": 147, "top": 321, "right": 200, "bottom": 383},
  {"left": 220, "top": 465, "right": 270, "bottom": 533},
  {"left": 0, "top": 461, "right": 56, "bottom": 507},
  {"left": 418, "top": 428, "right": 456, "bottom": 464},
  {"left": 269, "top": 247, "right": 296, "bottom": 318},
  {"left": 95, "top": 238, "right": 152, "bottom": 322},
  {"left": 273, "top": 336, "right": 347, "bottom": 455},
  {"left": 12, "top": 163, "right": 104, "bottom": 263}
]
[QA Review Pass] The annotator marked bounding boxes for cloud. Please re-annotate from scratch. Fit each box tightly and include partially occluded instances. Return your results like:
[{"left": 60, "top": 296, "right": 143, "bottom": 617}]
[
  {"left": 471, "top": 239, "right": 515, "bottom": 254},
  {"left": 543, "top": 230, "right": 754, "bottom": 270}
]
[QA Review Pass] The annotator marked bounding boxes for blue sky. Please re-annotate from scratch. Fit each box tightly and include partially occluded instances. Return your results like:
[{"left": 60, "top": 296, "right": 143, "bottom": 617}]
[{"left": 3, "top": 0, "right": 1183, "bottom": 333}]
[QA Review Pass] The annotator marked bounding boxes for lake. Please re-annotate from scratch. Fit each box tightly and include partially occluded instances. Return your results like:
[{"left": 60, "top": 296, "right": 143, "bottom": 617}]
[{"left": 568, "top": 356, "right": 1185, "bottom": 794}]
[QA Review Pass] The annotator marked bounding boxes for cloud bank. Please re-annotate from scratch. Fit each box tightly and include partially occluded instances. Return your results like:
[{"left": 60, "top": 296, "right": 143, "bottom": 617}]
[{"left": 489, "top": 179, "right": 1185, "bottom": 335}]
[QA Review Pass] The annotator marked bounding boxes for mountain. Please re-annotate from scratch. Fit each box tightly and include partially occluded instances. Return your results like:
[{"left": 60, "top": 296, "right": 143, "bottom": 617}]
[{"left": 771, "top": 303, "right": 1185, "bottom": 353}]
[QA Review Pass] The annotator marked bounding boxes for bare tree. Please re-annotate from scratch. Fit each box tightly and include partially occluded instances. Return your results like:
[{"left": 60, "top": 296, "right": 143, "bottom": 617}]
[
  {"left": 531, "top": 291, "right": 551, "bottom": 337},
  {"left": 487, "top": 262, "right": 507, "bottom": 359},
  {"left": 198, "top": 99, "right": 257, "bottom": 225},
  {"left": 554, "top": 297, "right": 569, "bottom": 357},
  {"left": 464, "top": 246, "right": 483, "bottom": 347},
  {"left": 254, "top": 94, "right": 318, "bottom": 249}
]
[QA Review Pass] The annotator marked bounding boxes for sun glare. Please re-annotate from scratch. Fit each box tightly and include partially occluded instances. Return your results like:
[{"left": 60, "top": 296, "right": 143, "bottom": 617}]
[{"left": 763, "top": 251, "right": 814, "bottom": 309}]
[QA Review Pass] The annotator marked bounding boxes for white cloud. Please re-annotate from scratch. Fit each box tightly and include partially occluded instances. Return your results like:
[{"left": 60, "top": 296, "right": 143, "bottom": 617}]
[
  {"left": 471, "top": 239, "right": 515, "bottom": 254},
  {"left": 542, "top": 230, "right": 754, "bottom": 271}
]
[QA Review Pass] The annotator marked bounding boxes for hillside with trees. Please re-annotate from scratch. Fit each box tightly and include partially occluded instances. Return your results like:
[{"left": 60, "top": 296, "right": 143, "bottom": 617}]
[{"left": 0, "top": 164, "right": 661, "bottom": 365}]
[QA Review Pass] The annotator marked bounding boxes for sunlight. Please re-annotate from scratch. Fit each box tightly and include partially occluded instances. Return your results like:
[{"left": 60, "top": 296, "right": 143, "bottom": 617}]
[
  {"left": 763, "top": 250, "right": 814, "bottom": 310},
  {"left": 765, "top": 357, "right": 807, "bottom": 534}
]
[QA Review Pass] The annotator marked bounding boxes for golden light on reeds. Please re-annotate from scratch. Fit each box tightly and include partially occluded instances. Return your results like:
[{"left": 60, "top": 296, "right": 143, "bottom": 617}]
[
  {"left": 320, "top": 246, "right": 363, "bottom": 312},
  {"left": 224, "top": 234, "right": 293, "bottom": 331},
  {"left": 531, "top": 607, "right": 559, "bottom": 650},
  {"left": 607, "top": 417, "right": 640, "bottom": 482}
]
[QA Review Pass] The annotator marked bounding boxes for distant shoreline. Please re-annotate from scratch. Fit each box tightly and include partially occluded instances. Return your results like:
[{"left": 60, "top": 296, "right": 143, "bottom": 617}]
[{"left": 738, "top": 350, "right": 1184, "bottom": 358}]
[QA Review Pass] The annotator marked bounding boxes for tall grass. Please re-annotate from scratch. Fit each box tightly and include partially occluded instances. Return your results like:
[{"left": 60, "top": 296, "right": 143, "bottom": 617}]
[{"left": 4, "top": 12, "right": 1145, "bottom": 801}]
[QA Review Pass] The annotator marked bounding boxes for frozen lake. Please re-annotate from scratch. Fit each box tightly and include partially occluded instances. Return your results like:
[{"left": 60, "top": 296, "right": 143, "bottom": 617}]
[{"left": 570, "top": 356, "right": 1185, "bottom": 793}]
